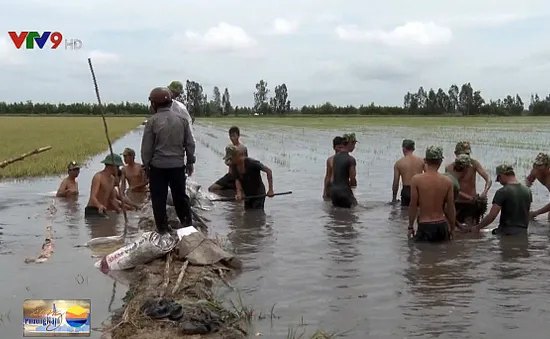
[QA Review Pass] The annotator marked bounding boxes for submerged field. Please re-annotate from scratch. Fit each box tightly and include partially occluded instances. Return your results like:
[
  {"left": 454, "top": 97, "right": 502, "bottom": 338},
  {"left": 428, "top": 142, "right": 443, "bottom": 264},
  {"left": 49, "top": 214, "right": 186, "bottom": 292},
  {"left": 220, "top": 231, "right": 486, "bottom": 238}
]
[{"left": 0, "top": 116, "right": 143, "bottom": 179}]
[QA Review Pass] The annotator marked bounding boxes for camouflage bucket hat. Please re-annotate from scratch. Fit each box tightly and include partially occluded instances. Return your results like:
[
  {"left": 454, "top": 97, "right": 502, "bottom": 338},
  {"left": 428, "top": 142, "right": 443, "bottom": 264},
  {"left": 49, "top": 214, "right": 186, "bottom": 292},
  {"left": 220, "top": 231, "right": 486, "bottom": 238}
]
[
  {"left": 101, "top": 154, "right": 124, "bottom": 166},
  {"left": 455, "top": 141, "right": 471, "bottom": 155},
  {"left": 425, "top": 145, "right": 444, "bottom": 160},
  {"left": 343, "top": 133, "right": 357, "bottom": 143},
  {"left": 533, "top": 152, "right": 549, "bottom": 166},
  {"left": 167, "top": 81, "right": 184, "bottom": 94},
  {"left": 454, "top": 154, "right": 472, "bottom": 167},
  {"left": 67, "top": 161, "right": 80, "bottom": 170},
  {"left": 496, "top": 164, "right": 514, "bottom": 176},
  {"left": 223, "top": 145, "right": 238, "bottom": 161}
]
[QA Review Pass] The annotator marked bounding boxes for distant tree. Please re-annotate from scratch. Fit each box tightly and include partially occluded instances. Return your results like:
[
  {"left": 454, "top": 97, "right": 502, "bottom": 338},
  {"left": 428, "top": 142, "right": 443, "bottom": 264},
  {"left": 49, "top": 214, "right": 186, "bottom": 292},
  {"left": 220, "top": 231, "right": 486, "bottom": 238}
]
[{"left": 253, "top": 80, "right": 270, "bottom": 114}]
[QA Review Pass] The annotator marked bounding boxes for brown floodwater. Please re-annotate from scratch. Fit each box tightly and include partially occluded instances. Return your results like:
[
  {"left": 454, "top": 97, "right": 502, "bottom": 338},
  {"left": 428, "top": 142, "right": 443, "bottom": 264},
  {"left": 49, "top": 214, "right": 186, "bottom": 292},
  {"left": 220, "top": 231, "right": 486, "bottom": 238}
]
[{"left": 2, "top": 122, "right": 550, "bottom": 338}]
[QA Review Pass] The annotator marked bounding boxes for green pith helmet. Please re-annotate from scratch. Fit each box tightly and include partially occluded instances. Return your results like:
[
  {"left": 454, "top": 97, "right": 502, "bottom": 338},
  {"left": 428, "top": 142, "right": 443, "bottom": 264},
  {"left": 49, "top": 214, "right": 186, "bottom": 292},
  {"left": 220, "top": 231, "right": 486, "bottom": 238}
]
[
  {"left": 167, "top": 81, "right": 184, "bottom": 94},
  {"left": 101, "top": 154, "right": 124, "bottom": 166}
]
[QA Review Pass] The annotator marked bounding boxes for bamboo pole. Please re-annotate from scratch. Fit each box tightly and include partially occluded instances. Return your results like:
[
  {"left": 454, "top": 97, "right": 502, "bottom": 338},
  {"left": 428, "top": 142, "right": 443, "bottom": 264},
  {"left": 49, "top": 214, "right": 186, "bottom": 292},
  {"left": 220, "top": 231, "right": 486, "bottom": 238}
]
[
  {"left": 0, "top": 146, "right": 52, "bottom": 169},
  {"left": 87, "top": 58, "right": 129, "bottom": 226}
]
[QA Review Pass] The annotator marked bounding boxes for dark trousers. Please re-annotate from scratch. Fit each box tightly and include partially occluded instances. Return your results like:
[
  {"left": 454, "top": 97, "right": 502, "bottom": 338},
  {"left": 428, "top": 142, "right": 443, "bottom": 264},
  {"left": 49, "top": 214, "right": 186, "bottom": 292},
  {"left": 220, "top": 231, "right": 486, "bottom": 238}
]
[{"left": 149, "top": 166, "right": 192, "bottom": 233}]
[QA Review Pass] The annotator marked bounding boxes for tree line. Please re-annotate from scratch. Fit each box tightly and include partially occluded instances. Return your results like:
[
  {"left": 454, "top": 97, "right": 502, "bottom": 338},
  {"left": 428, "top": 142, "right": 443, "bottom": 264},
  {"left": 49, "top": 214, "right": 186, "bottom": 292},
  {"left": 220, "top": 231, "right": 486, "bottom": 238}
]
[{"left": 2, "top": 80, "right": 550, "bottom": 116}]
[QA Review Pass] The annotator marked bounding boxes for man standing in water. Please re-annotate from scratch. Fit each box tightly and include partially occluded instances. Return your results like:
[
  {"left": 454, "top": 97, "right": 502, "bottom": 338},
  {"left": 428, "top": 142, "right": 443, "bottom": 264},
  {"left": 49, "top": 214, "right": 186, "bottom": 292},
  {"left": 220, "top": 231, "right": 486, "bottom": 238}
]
[
  {"left": 227, "top": 144, "right": 274, "bottom": 210},
  {"left": 331, "top": 133, "right": 357, "bottom": 208},
  {"left": 208, "top": 126, "right": 248, "bottom": 192},
  {"left": 168, "top": 80, "right": 195, "bottom": 135},
  {"left": 408, "top": 146, "right": 456, "bottom": 242},
  {"left": 85, "top": 154, "right": 124, "bottom": 217},
  {"left": 120, "top": 148, "right": 148, "bottom": 193},
  {"left": 141, "top": 87, "right": 195, "bottom": 233},
  {"left": 473, "top": 164, "right": 532, "bottom": 235},
  {"left": 445, "top": 141, "right": 492, "bottom": 225},
  {"left": 525, "top": 153, "right": 550, "bottom": 220},
  {"left": 56, "top": 161, "right": 80, "bottom": 197},
  {"left": 392, "top": 139, "right": 424, "bottom": 206},
  {"left": 323, "top": 136, "right": 345, "bottom": 200}
]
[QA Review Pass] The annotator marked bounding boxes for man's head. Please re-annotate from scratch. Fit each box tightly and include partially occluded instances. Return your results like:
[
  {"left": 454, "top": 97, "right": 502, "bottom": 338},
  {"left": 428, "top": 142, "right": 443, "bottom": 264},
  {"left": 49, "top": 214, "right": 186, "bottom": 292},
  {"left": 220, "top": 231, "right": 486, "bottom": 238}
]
[
  {"left": 67, "top": 161, "right": 80, "bottom": 178},
  {"left": 167, "top": 81, "right": 184, "bottom": 98},
  {"left": 424, "top": 145, "right": 444, "bottom": 168},
  {"left": 228, "top": 126, "right": 241, "bottom": 145},
  {"left": 402, "top": 139, "right": 415, "bottom": 154},
  {"left": 454, "top": 153, "right": 472, "bottom": 172},
  {"left": 122, "top": 148, "right": 135, "bottom": 165},
  {"left": 533, "top": 152, "right": 550, "bottom": 174},
  {"left": 496, "top": 164, "right": 515, "bottom": 185},
  {"left": 454, "top": 141, "right": 471, "bottom": 156},
  {"left": 342, "top": 133, "right": 357, "bottom": 152},
  {"left": 224, "top": 144, "right": 247, "bottom": 165},
  {"left": 101, "top": 154, "right": 124, "bottom": 175},
  {"left": 332, "top": 136, "right": 344, "bottom": 152},
  {"left": 149, "top": 87, "right": 172, "bottom": 112}
]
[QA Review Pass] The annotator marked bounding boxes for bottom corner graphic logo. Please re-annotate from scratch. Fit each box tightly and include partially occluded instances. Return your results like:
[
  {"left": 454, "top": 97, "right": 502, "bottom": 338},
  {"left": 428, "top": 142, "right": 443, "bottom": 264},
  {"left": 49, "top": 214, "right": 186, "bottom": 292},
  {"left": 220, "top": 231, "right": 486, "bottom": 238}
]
[{"left": 23, "top": 299, "right": 91, "bottom": 337}]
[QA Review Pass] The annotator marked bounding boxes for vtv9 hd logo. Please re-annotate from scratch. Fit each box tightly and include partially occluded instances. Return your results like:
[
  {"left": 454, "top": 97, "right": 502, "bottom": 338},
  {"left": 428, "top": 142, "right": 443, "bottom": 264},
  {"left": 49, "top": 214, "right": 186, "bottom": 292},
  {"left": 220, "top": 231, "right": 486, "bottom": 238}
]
[{"left": 8, "top": 31, "right": 82, "bottom": 50}]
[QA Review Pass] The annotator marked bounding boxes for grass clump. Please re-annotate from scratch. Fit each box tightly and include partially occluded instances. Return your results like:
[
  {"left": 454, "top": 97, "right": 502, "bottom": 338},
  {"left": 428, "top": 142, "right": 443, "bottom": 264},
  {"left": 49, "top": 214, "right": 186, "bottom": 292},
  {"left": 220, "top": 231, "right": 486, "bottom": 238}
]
[
  {"left": 0, "top": 116, "right": 143, "bottom": 179},
  {"left": 199, "top": 116, "right": 550, "bottom": 129}
]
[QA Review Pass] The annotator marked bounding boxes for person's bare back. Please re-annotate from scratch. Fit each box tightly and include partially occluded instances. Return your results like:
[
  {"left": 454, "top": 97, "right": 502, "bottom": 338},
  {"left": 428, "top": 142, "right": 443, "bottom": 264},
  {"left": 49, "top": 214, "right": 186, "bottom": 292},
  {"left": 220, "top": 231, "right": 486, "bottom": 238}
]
[
  {"left": 395, "top": 155, "right": 424, "bottom": 186},
  {"left": 412, "top": 172, "right": 454, "bottom": 222},
  {"left": 393, "top": 139, "right": 424, "bottom": 206},
  {"left": 122, "top": 163, "right": 148, "bottom": 192}
]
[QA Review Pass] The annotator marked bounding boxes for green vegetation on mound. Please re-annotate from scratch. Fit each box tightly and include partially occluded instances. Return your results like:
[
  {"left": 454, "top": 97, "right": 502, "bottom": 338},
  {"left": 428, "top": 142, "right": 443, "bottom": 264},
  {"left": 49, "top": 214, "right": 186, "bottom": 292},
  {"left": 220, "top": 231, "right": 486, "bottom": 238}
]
[{"left": 0, "top": 116, "right": 143, "bottom": 179}]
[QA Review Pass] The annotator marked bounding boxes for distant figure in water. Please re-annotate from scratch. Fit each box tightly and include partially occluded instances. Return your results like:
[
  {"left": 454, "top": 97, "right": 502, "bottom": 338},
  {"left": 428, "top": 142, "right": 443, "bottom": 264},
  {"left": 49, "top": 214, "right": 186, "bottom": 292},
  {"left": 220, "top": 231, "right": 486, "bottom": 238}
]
[
  {"left": 330, "top": 133, "right": 357, "bottom": 208},
  {"left": 121, "top": 147, "right": 148, "bottom": 193},
  {"left": 392, "top": 139, "right": 424, "bottom": 206},
  {"left": 408, "top": 145, "right": 456, "bottom": 242},
  {"left": 209, "top": 126, "right": 248, "bottom": 192},
  {"left": 525, "top": 153, "right": 550, "bottom": 220},
  {"left": 473, "top": 164, "right": 532, "bottom": 235},
  {"left": 323, "top": 136, "right": 344, "bottom": 200},
  {"left": 85, "top": 154, "right": 124, "bottom": 217},
  {"left": 226, "top": 144, "right": 274, "bottom": 210},
  {"left": 56, "top": 161, "right": 80, "bottom": 197}
]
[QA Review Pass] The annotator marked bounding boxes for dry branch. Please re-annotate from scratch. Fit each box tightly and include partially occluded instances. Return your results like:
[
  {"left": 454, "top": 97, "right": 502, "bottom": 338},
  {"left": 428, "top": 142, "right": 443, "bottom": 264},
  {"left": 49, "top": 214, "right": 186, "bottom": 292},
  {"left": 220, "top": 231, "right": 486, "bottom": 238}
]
[
  {"left": 159, "top": 252, "right": 172, "bottom": 297},
  {"left": 171, "top": 260, "right": 189, "bottom": 296},
  {"left": 0, "top": 146, "right": 52, "bottom": 169}
]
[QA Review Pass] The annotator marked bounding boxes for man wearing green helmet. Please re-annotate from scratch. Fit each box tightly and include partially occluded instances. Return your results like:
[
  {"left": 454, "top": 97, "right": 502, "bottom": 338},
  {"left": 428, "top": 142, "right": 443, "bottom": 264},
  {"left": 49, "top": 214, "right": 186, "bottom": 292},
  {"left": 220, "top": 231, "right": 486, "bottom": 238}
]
[
  {"left": 85, "top": 154, "right": 125, "bottom": 217},
  {"left": 168, "top": 81, "right": 195, "bottom": 141}
]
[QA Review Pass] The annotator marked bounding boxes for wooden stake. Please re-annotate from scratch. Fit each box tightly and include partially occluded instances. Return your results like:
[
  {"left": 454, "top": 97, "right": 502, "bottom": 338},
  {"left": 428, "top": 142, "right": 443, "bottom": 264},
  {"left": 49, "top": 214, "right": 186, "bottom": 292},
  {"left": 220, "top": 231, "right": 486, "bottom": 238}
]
[{"left": 0, "top": 146, "right": 52, "bottom": 169}]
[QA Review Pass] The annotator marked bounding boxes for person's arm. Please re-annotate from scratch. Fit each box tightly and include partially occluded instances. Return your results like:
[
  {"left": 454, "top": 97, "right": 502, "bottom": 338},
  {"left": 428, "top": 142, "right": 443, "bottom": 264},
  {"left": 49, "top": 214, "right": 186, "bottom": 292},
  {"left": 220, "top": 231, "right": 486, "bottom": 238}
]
[
  {"left": 89, "top": 174, "right": 105, "bottom": 210},
  {"left": 525, "top": 168, "right": 536, "bottom": 187},
  {"left": 182, "top": 119, "right": 196, "bottom": 167},
  {"left": 110, "top": 188, "right": 121, "bottom": 213},
  {"left": 392, "top": 162, "right": 400, "bottom": 201},
  {"left": 120, "top": 168, "right": 128, "bottom": 193},
  {"left": 257, "top": 161, "right": 274, "bottom": 193},
  {"left": 473, "top": 160, "right": 492, "bottom": 196},
  {"left": 141, "top": 119, "right": 154, "bottom": 169},
  {"left": 531, "top": 202, "right": 550, "bottom": 217},
  {"left": 349, "top": 157, "right": 357, "bottom": 187},
  {"left": 178, "top": 102, "right": 196, "bottom": 142},
  {"left": 323, "top": 158, "right": 331, "bottom": 197},
  {"left": 408, "top": 176, "right": 419, "bottom": 231},
  {"left": 444, "top": 179, "right": 456, "bottom": 232},
  {"left": 235, "top": 178, "right": 244, "bottom": 199},
  {"left": 475, "top": 190, "right": 503, "bottom": 230},
  {"left": 56, "top": 180, "right": 68, "bottom": 197}
]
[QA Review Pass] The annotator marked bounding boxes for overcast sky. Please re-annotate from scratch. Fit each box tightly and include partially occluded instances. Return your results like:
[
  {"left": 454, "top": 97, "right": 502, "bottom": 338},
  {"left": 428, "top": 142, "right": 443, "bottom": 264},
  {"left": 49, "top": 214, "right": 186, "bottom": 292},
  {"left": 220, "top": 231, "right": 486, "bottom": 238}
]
[{"left": 1, "top": 0, "right": 549, "bottom": 107}]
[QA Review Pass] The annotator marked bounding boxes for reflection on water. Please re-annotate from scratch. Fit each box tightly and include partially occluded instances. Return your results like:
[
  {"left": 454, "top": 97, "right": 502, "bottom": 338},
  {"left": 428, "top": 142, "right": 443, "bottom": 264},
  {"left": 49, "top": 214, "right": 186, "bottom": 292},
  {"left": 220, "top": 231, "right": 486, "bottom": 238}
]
[
  {"left": 226, "top": 204, "right": 270, "bottom": 257},
  {"left": 85, "top": 212, "right": 121, "bottom": 238}
]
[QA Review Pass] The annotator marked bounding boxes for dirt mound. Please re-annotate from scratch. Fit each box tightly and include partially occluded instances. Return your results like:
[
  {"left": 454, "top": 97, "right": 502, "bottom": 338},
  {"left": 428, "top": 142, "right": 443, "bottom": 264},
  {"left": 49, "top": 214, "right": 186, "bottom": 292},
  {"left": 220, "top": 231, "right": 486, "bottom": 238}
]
[{"left": 104, "top": 256, "right": 249, "bottom": 339}]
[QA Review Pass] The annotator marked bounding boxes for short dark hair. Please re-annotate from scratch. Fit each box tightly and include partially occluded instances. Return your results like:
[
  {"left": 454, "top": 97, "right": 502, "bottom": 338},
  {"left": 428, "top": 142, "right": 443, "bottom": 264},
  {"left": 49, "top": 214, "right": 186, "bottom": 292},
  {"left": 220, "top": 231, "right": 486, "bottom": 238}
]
[
  {"left": 332, "top": 136, "right": 344, "bottom": 148},
  {"left": 228, "top": 126, "right": 240, "bottom": 136},
  {"left": 402, "top": 139, "right": 415, "bottom": 151},
  {"left": 425, "top": 158, "right": 442, "bottom": 166}
]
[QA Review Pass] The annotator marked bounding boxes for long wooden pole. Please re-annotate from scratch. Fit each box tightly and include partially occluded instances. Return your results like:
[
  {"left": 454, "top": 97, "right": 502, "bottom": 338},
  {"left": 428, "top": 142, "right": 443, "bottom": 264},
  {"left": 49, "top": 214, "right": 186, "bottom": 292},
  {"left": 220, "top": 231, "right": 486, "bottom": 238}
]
[
  {"left": 0, "top": 146, "right": 52, "bottom": 169},
  {"left": 87, "top": 58, "right": 129, "bottom": 227}
]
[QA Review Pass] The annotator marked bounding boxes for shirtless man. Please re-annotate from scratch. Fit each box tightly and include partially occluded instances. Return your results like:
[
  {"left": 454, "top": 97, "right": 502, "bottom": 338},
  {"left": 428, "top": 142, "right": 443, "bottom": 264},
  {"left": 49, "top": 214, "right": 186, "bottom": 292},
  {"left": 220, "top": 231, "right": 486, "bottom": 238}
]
[
  {"left": 121, "top": 147, "right": 148, "bottom": 192},
  {"left": 473, "top": 164, "right": 532, "bottom": 235},
  {"left": 331, "top": 133, "right": 358, "bottom": 208},
  {"left": 323, "top": 136, "right": 345, "bottom": 200},
  {"left": 114, "top": 168, "right": 141, "bottom": 211},
  {"left": 56, "top": 161, "right": 80, "bottom": 197},
  {"left": 408, "top": 146, "right": 456, "bottom": 242},
  {"left": 445, "top": 141, "right": 492, "bottom": 225},
  {"left": 85, "top": 154, "right": 124, "bottom": 217},
  {"left": 392, "top": 139, "right": 424, "bottom": 206},
  {"left": 526, "top": 153, "right": 550, "bottom": 220},
  {"left": 209, "top": 126, "right": 249, "bottom": 192}
]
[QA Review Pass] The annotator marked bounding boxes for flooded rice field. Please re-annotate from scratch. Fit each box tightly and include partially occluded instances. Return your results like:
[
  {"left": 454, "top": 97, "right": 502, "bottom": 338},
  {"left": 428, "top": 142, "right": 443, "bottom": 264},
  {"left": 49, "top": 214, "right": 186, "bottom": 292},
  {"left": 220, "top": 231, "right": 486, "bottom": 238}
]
[{"left": 2, "top": 120, "right": 550, "bottom": 338}]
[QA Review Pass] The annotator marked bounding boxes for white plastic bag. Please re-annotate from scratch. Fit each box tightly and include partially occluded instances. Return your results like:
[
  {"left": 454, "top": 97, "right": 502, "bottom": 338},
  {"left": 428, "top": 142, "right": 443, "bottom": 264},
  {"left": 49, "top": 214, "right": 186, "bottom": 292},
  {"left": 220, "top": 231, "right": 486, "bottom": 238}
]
[{"left": 95, "top": 231, "right": 177, "bottom": 272}]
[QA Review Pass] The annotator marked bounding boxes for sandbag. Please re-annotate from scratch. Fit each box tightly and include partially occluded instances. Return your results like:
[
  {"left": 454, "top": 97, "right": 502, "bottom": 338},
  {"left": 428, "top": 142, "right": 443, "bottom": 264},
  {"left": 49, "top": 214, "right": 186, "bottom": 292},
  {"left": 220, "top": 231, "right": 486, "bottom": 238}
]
[
  {"left": 96, "top": 231, "right": 177, "bottom": 272},
  {"left": 176, "top": 227, "right": 235, "bottom": 266}
]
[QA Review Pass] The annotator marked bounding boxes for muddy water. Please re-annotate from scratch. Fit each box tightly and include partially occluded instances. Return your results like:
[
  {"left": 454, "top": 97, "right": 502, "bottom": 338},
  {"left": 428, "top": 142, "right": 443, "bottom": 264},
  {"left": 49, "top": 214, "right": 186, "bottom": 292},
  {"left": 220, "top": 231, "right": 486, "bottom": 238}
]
[{"left": 2, "top": 122, "right": 550, "bottom": 338}]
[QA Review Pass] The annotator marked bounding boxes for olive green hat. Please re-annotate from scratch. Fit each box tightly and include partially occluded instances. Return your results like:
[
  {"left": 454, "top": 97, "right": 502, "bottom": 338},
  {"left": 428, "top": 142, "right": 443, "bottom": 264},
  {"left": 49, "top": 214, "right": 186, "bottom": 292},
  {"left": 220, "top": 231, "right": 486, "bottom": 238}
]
[
  {"left": 101, "top": 154, "right": 124, "bottom": 166},
  {"left": 425, "top": 145, "right": 444, "bottom": 160},
  {"left": 167, "top": 81, "right": 184, "bottom": 94}
]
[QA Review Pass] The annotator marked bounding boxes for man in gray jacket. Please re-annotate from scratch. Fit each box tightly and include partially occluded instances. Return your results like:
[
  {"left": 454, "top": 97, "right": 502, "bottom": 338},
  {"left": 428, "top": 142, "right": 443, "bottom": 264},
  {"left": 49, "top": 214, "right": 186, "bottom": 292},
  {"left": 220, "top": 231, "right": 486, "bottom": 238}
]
[{"left": 141, "top": 87, "right": 196, "bottom": 233}]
